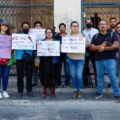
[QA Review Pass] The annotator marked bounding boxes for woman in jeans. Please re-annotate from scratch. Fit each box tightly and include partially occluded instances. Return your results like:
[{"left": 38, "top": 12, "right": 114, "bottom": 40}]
[
  {"left": 0, "top": 21, "right": 13, "bottom": 99},
  {"left": 67, "top": 21, "right": 88, "bottom": 99},
  {"left": 40, "top": 28, "right": 60, "bottom": 98}
]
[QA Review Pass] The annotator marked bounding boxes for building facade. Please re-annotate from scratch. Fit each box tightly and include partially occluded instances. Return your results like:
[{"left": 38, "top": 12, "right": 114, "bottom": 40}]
[{"left": 0, "top": 0, "right": 120, "bottom": 31}]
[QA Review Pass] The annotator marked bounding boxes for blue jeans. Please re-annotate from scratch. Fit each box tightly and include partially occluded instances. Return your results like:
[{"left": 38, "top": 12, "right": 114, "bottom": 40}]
[
  {"left": 96, "top": 59, "right": 119, "bottom": 96},
  {"left": 0, "top": 65, "right": 11, "bottom": 91},
  {"left": 67, "top": 58, "right": 85, "bottom": 91}
]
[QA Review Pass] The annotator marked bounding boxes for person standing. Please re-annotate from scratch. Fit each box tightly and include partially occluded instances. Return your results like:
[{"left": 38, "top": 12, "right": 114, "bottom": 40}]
[
  {"left": 32, "top": 21, "right": 42, "bottom": 87},
  {"left": 66, "top": 21, "right": 88, "bottom": 99},
  {"left": 116, "top": 22, "right": 120, "bottom": 83},
  {"left": 90, "top": 20, "right": 120, "bottom": 100},
  {"left": 56, "top": 23, "right": 70, "bottom": 87},
  {"left": 83, "top": 19, "right": 98, "bottom": 87},
  {"left": 107, "top": 17, "right": 118, "bottom": 88},
  {"left": 0, "top": 21, "right": 13, "bottom": 99},
  {"left": 40, "top": 28, "right": 60, "bottom": 98},
  {"left": 16, "top": 22, "right": 34, "bottom": 98}
]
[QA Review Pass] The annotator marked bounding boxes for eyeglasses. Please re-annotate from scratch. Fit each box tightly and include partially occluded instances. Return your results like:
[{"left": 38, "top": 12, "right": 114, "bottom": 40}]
[
  {"left": 46, "top": 32, "right": 52, "bottom": 34},
  {"left": 71, "top": 25, "right": 79, "bottom": 28}
]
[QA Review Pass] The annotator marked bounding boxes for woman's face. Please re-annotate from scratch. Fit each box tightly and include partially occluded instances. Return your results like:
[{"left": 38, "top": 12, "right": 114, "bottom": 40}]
[
  {"left": 46, "top": 29, "right": 53, "bottom": 39},
  {"left": 1, "top": 25, "right": 8, "bottom": 33},
  {"left": 71, "top": 23, "right": 79, "bottom": 34}
]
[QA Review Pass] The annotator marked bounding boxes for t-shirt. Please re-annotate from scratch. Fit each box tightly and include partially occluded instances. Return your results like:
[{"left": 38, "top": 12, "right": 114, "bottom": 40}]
[
  {"left": 91, "top": 33, "right": 118, "bottom": 61},
  {"left": 83, "top": 28, "right": 99, "bottom": 44}
]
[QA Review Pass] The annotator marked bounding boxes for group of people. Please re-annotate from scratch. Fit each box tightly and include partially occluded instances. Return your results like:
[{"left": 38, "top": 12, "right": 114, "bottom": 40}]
[{"left": 0, "top": 17, "right": 120, "bottom": 101}]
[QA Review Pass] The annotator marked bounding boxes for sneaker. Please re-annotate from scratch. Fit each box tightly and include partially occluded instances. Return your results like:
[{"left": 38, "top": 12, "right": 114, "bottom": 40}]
[
  {"left": 2, "top": 91, "right": 10, "bottom": 98},
  {"left": 0, "top": 92, "right": 3, "bottom": 99},
  {"left": 27, "top": 92, "right": 35, "bottom": 97},
  {"left": 76, "top": 91, "right": 82, "bottom": 99},
  {"left": 114, "top": 96, "right": 120, "bottom": 102},
  {"left": 107, "top": 83, "right": 111, "bottom": 88},
  {"left": 72, "top": 91, "right": 77, "bottom": 99},
  {"left": 17, "top": 93, "right": 23, "bottom": 99},
  {"left": 32, "top": 84, "right": 38, "bottom": 88},
  {"left": 95, "top": 92, "right": 103, "bottom": 100}
]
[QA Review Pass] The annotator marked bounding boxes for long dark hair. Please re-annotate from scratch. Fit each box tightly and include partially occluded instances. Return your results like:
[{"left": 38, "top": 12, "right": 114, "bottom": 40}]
[
  {"left": 0, "top": 24, "right": 11, "bottom": 35},
  {"left": 45, "top": 28, "right": 54, "bottom": 39}
]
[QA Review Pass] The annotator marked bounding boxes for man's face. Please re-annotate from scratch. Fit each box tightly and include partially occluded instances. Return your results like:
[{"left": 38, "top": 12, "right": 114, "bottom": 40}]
[
  {"left": 116, "top": 24, "right": 120, "bottom": 34},
  {"left": 22, "top": 23, "right": 30, "bottom": 29},
  {"left": 99, "top": 21, "right": 107, "bottom": 32},
  {"left": 59, "top": 25, "right": 66, "bottom": 33},
  {"left": 35, "top": 23, "right": 42, "bottom": 29},
  {"left": 110, "top": 19, "right": 117, "bottom": 28}
]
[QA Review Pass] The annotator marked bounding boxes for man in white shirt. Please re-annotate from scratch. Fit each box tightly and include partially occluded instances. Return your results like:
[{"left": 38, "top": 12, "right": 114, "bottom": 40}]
[{"left": 82, "top": 19, "right": 99, "bottom": 87}]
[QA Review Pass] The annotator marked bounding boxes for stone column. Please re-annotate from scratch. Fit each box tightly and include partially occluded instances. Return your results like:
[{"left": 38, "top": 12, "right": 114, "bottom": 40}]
[{"left": 54, "top": 0, "right": 82, "bottom": 33}]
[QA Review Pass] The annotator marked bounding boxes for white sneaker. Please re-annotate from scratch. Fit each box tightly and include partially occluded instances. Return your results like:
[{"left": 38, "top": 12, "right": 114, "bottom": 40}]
[
  {"left": 2, "top": 91, "right": 10, "bottom": 98},
  {"left": 0, "top": 92, "right": 3, "bottom": 99}
]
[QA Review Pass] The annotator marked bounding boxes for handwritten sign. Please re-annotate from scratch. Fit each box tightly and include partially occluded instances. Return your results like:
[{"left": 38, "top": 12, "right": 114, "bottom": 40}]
[
  {"left": 0, "top": 35, "right": 12, "bottom": 58},
  {"left": 29, "top": 29, "right": 45, "bottom": 41},
  {"left": 37, "top": 41, "right": 60, "bottom": 56},
  {"left": 61, "top": 37, "right": 86, "bottom": 53},
  {"left": 12, "top": 33, "right": 37, "bottom": 50}
]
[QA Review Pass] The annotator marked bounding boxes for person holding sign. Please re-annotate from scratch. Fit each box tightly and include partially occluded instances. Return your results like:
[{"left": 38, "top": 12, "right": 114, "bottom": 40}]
[
  {"left": 0, "top": 21, "right": 13, "bottom": 99},
  {"left": 39, "top": 28, "right": 60, "bottom": 98},
  {"left": 15, "top": 22, "right": 35, "bottom": 98},
  {"left": 65, "top": 21, "right": 88, "bottom": 99},
  {"left": 32, "top": 21, "right": 43, "bottom": 88}
]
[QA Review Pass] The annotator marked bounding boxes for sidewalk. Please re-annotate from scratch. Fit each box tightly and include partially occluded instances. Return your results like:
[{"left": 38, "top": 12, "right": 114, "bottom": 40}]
[{"left": 0, "top": 76, "right": 120, "bottom": 120}]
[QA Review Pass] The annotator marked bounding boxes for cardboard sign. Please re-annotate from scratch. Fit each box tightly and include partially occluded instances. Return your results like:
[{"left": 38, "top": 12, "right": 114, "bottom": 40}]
[
  {"left": 37, "top": 41, "right": 60, "bottom": 56},
  {"left": 12, "top": 33, "right": 37, "bottom": 50},
  {"left": 61, "top": 36, "right": 86, "bottom": 53},
  {"left": 0, "top": 35, "right": 12, "bottom": 59},
  {"left": 29, "top": 29, "right": 45, "bottom": 41}
]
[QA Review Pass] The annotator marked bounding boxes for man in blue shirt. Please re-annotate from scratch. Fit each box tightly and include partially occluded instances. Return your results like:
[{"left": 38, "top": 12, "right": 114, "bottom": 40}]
[{"left": 82, "top": 19, "right": 98, "bottom": 87}]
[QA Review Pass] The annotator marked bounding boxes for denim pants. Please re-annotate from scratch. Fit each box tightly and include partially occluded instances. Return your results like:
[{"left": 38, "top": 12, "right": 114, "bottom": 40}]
[
  {"left": 0, "top": 65, "right": 11, "bottom": 91},
  {"left": 67, "top": 58, "right": 85, "bottom": 91},
  {"left": 96, "top": 59, "right": 119, "bottom": 96}
]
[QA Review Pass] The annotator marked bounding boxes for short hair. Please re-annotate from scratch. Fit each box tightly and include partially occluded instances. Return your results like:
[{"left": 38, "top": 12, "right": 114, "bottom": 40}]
[
  {"left": 45, "top": 28, "right": 53, "bottom": 34},
  {"left": 85, "top": 19, "right": 92, "bottom": 23},
  {"left": 109, "top": 17, "right": 117, "bottom": 22},
  {"left": 99, "top": 20, "right": 107, "bottom": 25},
  {"left": 21, "top": 22, "right": 30, "bottom": 28},
  {"left": 70, "top": 21, "right": 79, "bottom": 27},
  {"left": 34, "top": 21, "right": 42, "bottom": 27},
  {"left": 116, "top": 22, "right": 120, "bottom": 27},
  {"left": 59, "top": 23, "right": 66, "bottom": 29}
]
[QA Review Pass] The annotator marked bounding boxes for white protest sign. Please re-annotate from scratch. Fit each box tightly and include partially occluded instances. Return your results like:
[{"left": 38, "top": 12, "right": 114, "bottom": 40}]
[
  {"left": 12, "top": 33, "right": 37, "bottom": 50},
  {"left": 29, "top": 29, "right": 45, "bottom": 41},
  {"left": 61, "top": 37, "right": 86, "bottom": 53},
  {"left": 37, "top": 41, "right": 60, "bottom": 56}
]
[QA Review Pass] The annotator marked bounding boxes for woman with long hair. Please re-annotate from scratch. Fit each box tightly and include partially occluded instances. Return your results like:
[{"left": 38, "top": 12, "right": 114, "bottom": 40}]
[{"left": 0, "top": 21, "right": 13, "bottom": 99}]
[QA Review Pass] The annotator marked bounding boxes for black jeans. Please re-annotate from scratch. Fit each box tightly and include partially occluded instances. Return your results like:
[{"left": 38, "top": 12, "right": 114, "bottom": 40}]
[
  {"left": 40, "top": 57, "right": 57, "bottom": 88},
  {"left": 16, "top": 60, "right": 33, "bottom": 93}
]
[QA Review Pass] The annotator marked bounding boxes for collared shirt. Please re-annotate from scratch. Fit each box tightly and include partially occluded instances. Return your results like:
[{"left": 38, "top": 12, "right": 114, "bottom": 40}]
[{"left": 83, "top": 28, "right": 99, "bottom": 44}]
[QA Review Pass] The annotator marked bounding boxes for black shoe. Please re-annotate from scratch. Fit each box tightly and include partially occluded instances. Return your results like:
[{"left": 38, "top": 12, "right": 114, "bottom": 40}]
[
  {"left": 32, "top": 84, "right": 37, "bottom": 88},
  {"left": 17, "top": 93, "right": 23, "bottom": 99},
  {"left": 114, "top": 96, "right": 120, "bottom": 102},
  {"left": 95, "top": 92, "right": 103, "bottom": 100},
  {"left": 107, "top": 83, "right": 111, "bottom": 88},
  {"left": 27, "top": 92, "right": 35, "bottom": 97}
]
